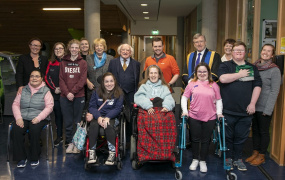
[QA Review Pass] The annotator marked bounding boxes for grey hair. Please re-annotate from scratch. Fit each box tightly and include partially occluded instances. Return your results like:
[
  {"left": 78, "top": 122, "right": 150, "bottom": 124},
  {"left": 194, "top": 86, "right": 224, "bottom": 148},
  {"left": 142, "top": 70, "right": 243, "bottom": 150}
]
[
  {"left": 193, "top": 33, "right": 206, "bottom": 42},
  {"left": 117, "top": 43, "right": 134, "bottom": 56}
]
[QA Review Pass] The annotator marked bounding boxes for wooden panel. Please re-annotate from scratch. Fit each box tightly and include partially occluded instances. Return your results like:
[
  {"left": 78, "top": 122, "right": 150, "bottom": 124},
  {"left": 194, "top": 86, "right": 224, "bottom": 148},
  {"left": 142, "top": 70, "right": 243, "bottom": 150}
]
[
  {"left": 217, "top": 0, "right": 226, "bottom": 55},
  {"left": 270, "top": 0, "right": 285, "bottom": 166},
  {"left": 0, "top": 0, "right": 127, "bottom": 54},
  {"left": 227, "top": 0, "right": 238, "bottom": 40}
]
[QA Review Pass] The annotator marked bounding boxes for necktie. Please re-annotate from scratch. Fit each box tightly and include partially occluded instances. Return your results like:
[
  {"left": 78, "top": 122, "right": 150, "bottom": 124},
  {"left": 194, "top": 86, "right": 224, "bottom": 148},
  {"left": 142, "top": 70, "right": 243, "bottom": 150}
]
[
  {"left": 123, "top": 59, "right": 127, "bottom": 71},
  {"left": 195, "top": 53, "right": 201, "bottom": 67}
]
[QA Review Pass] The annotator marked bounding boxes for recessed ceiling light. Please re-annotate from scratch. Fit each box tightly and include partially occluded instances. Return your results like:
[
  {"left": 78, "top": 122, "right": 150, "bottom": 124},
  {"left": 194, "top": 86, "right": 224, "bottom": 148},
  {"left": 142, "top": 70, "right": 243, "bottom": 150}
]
[
  {"left": 143, "top": 12, "right": 149, "bottom": 14},
  {"left": 43, "top": 8, "right": 82, "bottom": 11},
  {"left": 144, "top": 17, "right": 149, "bottom": 19},
  {"left": 141, "top": 4, "right": 148, "bottom": 6}
]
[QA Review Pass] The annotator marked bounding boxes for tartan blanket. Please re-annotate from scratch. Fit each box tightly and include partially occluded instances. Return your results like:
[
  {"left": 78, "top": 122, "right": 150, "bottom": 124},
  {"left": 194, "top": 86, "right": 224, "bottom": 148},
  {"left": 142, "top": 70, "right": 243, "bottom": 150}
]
[{"left": 137, "top": 107, "right": 177, "bottom": 162}]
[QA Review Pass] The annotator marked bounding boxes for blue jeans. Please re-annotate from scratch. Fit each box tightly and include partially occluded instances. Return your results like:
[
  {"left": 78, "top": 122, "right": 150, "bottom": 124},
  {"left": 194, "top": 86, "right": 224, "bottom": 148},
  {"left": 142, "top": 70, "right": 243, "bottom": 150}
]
[
  {"left": 60, "top": 96, "right": 85, "bottom": 144},
  {"left": 224, "top": 113, "right": 252, "bottom": 160}
]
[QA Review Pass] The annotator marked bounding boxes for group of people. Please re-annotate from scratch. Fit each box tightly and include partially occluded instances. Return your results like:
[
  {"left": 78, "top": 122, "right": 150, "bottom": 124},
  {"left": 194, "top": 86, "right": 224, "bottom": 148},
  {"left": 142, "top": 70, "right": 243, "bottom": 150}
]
[{"left": 12, "top": 34, "right": 281, "bottom": 176}]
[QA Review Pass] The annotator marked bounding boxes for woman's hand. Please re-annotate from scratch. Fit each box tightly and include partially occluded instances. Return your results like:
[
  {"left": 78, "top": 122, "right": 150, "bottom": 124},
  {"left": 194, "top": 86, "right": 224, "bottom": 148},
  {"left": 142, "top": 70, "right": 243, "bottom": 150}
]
[
  {"left": 16, "top": 118, "right": 24, "bottom": 128},
  {"left": 87, "top": 79, "right": 95, "bottom": 90},
  {"left": 147, "top": 108, "right": 155, "bottom": 115},
  {"left": 161, "top": 107, "right": 169, "bottom": 112},
  {"left": 246, "top": 103, "right": 255, "bottom": 115},
  {"left": 31, "top": 118, "right": 40, "bottom": 124},
  {"left": 17, "top": 86, "right": 24, "bottom": 95},
  {"left": 86, "top": 113, "right": 93, "bottom": 122},
  {"left": 98, "top": 117, "right": 104, "bottom": 127},
  {"left": 55, "top": 87, "right": 61, "bottom": 94},
  {"left": 67, "top": 93, "right": 74, "bottom": 101},
  {"left": 217, "top": 114, "right": 224, "bottom": 119},
  {"left": 181, "top": 112, "right": 188, "bottom": 117},
  {"left": 103, "top": 117, "right": 110, "bottom": 129}
]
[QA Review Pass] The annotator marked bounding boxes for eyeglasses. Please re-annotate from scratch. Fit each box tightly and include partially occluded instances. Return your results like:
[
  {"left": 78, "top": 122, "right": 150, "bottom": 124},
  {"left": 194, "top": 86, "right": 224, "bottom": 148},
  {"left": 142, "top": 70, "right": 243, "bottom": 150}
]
[
  {"left": 30, "top": 44, "right": 41, "bottom": 48},
  {"left": 55, "top": 48, "right": 64, "bottom": 51},
  {"left": 232, "top": 49, "right": 245, "bottom": 53},
  {"left": 30, "top": 75, "right": 41, "bottom": 79},
  {"left": 197, "top": 71, "right": 208, "bottom": 74},
  {"left": 193, "top": 40, "right": 205, "bottom": 44}
]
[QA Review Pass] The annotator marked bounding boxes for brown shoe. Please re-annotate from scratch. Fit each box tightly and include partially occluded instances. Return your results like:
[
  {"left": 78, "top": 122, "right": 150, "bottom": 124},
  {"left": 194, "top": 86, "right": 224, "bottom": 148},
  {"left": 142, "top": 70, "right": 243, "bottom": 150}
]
[
  {"left": 250, "top": 154, "right": 265, "bottom": 166},
  {"left": 245, "top": 150, "right": 259, "bottom": 163}
]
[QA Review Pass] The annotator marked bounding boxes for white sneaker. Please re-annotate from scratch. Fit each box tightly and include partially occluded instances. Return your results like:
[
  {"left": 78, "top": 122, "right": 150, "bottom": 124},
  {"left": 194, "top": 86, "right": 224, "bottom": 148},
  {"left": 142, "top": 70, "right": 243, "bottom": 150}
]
[
  {"left": 73, "top": 146, "right": 81, "bottom": 153},
  {"left": 199, "top": 161, "right": 207, "bottom": 173},
  {"left": 66, "top": 143, "right": 74, "bottom": 154},
  {"left": 88, "top": 149, "right": 97, "bottom": 164},
  {"left": 105, "top": 151, "right": 116, "bottom": 165},
  {"left": 189, "top": 159, "right": 199, "bottom": 170}
]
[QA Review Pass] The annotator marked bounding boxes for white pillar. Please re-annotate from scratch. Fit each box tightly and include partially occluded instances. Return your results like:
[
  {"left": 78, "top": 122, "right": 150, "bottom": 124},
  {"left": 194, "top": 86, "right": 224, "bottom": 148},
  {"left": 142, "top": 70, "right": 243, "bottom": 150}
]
[
  {"left": 84, "top": 0, "right": 100, "bottom": 43},
  {"left": 201, "top": 0, "right": 218, "bottom": 50}
]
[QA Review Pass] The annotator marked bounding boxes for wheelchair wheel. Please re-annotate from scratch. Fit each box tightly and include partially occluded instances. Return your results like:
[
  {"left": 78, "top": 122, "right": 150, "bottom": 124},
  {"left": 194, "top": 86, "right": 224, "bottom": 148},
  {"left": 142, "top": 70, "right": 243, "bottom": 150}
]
[
  {"left": 84, "top": 159, "right": 91, "bottom": 171},
  {"left": 131, "top": 160, "right": 138, "bottom": 170},
  {"left": 130, "top": 135, "right": 136, "bottom": 160},
  {"left": 120, "top": 116, "right": 127, "bottom": 158},
  {"left": 175, "top": 170, "right": 182, "bottom": 180},
  {"left": 226, "top": 172, "right": 237, "bottom": 180}
]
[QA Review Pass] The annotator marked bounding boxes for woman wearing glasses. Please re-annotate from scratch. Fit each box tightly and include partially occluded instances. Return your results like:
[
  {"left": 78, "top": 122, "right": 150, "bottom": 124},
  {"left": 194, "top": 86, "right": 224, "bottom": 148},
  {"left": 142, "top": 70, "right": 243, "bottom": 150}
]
[
  {"left": 12, "top": 70, "right": 54, "bottom": 168},
  {"left": 59, "top": 39, "right": 87, "bottom": 153},
  {"left": 16, "top": 37, "right": 48, "bottom": 95},
  {"left": 181, "top": 62, "right": 223, "bottom": 173},
  {"left": 45, "top": 42, "right": 66, "bottom": 147}
]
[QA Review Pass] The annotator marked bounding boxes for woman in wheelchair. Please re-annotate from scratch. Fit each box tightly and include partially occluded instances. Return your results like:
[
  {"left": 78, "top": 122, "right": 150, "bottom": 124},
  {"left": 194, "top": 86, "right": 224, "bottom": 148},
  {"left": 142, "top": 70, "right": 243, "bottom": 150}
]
[
  {"left": 134, "top": 65, "right": 176, "bottom": 162},
  {"left": 181, "top": 62, "right": 223, "bottom": 173},
  {"left": 12, "top": 70, "right": 54, "bottom": 168},
  {"left": 86, "top": 72, "right": 124, "bottom": 165}
]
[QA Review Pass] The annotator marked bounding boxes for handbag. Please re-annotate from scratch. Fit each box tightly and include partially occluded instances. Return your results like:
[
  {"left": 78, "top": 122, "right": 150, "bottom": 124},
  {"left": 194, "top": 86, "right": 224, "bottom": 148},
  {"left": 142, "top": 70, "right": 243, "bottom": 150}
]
[{"left": 72, "top": 121, "right": 87, "bottom": 151}]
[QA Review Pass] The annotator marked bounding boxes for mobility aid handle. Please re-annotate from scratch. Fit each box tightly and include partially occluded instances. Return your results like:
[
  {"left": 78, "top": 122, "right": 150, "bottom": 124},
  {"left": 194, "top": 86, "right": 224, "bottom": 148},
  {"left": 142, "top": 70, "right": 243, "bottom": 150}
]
[{"left": 175, "top": 116, "right": 187, "bottom": 168}]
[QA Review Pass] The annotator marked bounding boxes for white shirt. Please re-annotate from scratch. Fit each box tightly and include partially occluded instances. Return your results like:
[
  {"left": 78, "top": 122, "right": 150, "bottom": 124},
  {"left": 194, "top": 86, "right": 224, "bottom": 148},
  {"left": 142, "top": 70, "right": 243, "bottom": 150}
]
[{"left": 120, "top": 57, "right": 130, "bottom": 67}]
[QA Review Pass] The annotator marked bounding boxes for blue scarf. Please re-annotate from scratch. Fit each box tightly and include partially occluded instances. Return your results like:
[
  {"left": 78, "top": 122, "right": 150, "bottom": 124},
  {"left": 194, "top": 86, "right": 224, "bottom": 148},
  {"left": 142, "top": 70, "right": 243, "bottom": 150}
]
[{"left": 93, "top": 52, "right": 106, "bottom": 70}]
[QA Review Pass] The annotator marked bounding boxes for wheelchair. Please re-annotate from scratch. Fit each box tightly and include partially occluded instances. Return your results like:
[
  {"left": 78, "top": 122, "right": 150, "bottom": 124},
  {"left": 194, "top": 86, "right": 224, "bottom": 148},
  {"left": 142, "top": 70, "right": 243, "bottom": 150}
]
[
  {"left": 83, "top": 110, "right": 126, "bottom": 170},
  {"left": 7, "top": 120, "right": 54, "bottom": 161},
  {"left": 130, "top": 104, "right": 186, "bottom": 180},
  {"left": 212, "top": 117, "right": 237, "bottom": 180}
]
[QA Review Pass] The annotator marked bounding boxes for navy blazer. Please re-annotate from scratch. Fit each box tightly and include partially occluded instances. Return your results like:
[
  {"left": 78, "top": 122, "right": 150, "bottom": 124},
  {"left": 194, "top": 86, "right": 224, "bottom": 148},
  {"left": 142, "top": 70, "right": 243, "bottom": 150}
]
[{"left": 108, "top": 57, "right": 140, "bottom": 93}]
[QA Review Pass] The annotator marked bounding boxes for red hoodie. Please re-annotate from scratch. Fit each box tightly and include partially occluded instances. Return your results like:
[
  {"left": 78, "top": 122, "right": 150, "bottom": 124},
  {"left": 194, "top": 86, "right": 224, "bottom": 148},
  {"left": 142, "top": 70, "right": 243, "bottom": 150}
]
[{"left": 59, "top": 54, "right": 87, "bottom": 98}]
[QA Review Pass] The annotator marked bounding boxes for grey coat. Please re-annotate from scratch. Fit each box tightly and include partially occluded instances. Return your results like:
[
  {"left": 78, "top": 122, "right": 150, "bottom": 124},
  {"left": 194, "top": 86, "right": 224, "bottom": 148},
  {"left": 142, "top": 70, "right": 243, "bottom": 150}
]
[{"left": 256, "top": 67, "right": 281, "bottom": 115}]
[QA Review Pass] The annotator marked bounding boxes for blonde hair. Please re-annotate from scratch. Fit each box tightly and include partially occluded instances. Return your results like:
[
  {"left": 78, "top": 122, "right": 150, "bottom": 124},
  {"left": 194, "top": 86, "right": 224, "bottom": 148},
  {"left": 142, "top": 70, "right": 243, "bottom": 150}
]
[
  {"left": 93, "top": 38, "right": 107, "bottom": 52},
  {"left": 67, "top": 39, "right": 81, "bottom": 55}
]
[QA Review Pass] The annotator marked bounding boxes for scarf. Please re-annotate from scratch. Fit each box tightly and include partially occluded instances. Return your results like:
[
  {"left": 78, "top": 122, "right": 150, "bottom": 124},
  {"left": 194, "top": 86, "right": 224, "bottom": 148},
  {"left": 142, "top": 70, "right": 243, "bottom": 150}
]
[
  {"left": 93, "top": 52, "right": 106, "bottom": 70},
  {"left": 254, "top": 58, "right": 278, "bottom": 71}
]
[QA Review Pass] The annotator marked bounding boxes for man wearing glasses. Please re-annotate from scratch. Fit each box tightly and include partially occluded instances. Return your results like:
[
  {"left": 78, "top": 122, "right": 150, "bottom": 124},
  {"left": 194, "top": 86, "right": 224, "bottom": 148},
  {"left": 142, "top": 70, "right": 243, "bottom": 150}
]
[
  {"left": 182, "top": 33, "right": 221, "bottom": 86},
  {"left": 218, "top": 42, "right": 262, "bottom": 171}
]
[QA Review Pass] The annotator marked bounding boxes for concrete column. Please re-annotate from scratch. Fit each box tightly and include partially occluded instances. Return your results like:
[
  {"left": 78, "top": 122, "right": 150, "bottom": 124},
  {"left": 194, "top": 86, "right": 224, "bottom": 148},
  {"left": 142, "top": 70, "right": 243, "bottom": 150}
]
[
  {"left": 175, "top": 16, "right": 184, "bottom": 87},
  {"left": 84, "top": 0, "right": 100, "bottom": 43},
  {"left": 201, "top": 0, "right": 218, "bottom": 50}
]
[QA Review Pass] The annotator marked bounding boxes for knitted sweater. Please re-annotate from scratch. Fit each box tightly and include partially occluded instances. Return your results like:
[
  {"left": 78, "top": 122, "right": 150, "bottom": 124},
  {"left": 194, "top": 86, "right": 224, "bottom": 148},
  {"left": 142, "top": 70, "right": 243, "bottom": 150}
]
[{"left": 134, "top": 80, "right": 175, "bottom": 110}]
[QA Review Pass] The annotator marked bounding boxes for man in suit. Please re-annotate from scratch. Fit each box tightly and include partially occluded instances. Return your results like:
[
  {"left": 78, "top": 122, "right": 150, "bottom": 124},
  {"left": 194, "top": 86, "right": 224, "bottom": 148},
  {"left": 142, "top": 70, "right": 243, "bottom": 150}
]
[
  {"left": 182, "top": 33, "right": 221, "bottom": 86},
  {"left": 108, "top": 44, "right": 140, "bottom": 142}
]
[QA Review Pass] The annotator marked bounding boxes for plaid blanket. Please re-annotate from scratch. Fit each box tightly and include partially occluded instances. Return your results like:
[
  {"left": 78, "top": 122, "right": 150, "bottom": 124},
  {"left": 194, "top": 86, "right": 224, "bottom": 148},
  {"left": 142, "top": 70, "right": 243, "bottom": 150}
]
[{"left": 137, "top": 107, "right": 177, "bottom": 162}]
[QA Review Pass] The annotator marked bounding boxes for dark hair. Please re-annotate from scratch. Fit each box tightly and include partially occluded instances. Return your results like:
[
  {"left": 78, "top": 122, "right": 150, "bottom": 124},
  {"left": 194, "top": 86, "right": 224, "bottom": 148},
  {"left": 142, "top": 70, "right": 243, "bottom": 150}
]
[
  {"left": 223, "top": 38, "right": 236, "bottom": 46},
  {"left": 28, "top": 37, "right": 43, "bottom": 47},
  {"left": 30, "top": 69, "right": 43, "bottom": 78},
  {"left": 139, "top": 65, "right": 169, "bottom": 88},
  {"left": 80, "top": 37, "right": 92, "bottom": 54},
  {"left": 192, "top": 62, "right": 213, "bottom": 83},
  {"left": 50, "top": 42, "right": 66, "bottom": 62},
  {"left": 97, "top": 72, "right": 123, "bottom": 101},
  {"left": 152, "top": 37, "right": 163, "bottom": 46},
  {"left": 232, "top": 41, "right": 247, "bottom": 52}
]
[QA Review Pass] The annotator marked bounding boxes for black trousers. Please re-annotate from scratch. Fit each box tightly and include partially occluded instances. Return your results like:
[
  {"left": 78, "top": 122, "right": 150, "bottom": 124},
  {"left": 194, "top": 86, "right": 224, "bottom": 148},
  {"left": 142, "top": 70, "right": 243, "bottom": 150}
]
[
  {"left": 124, "top": 90, "right": 135, "bottom": 142},
  {"left": 89, "top": 119, "right": 116, "bottom": 149},
  {"left": 12, "top": 120, "right": 48, "bottom": 161},
  {"left": 189, "top": 118, "right": 216, "bottom": 161},
  {"left": 252, "top": 111, "right": 272, "bottom": 154},
  {"left": 54, "top": 100, "right": 63, "bottom": 138}
]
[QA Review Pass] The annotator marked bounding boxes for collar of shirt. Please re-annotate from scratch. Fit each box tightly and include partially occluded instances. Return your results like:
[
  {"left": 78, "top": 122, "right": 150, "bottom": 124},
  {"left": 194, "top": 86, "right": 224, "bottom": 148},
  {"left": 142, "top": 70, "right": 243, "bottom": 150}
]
[
  {"left": 196, "top": 48, "right": 206, "bottom": 60},
  {"left": 120, "top": 57, "right": 130, "bottom": 66},
  {"left": 151, "top": 52, "right": 166, "bottom": 59}
]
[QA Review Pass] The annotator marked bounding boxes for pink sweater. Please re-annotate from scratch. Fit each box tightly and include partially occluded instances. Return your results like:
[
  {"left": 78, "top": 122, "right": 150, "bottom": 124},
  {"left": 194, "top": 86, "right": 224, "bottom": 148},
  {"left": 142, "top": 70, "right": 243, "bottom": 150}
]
[{"left": 12, "top": 82, "right": 54, "bottom": 121}]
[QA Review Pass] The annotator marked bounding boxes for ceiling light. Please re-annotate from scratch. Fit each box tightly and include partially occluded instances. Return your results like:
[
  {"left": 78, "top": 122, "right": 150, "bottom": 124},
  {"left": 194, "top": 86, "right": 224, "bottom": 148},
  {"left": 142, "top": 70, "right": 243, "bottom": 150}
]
[
  {"left": 141, "top": 4, "right": 148, "bottom": 6},
  {"left": 144, "top": 17, "right": 149, "bottom": 19},
  {"left": 43, "top": 8, "right": 82, "bottom": 11},
  {"left": 143, "top": 12, "right": 149, "bottom": 14}
]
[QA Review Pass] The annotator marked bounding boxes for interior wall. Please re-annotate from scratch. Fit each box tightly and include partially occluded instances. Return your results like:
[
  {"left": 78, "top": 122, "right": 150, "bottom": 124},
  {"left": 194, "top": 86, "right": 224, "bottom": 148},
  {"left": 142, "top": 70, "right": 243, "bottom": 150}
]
[{"left": 216, "top": 0, "right": 227, "bottom": 55}]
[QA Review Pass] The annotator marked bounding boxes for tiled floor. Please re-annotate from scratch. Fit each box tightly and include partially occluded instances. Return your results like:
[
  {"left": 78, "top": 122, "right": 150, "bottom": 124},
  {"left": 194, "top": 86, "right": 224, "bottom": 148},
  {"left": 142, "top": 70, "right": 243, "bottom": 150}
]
[{"left": 1, "top": 116, "right": 285, "bottom": 180}]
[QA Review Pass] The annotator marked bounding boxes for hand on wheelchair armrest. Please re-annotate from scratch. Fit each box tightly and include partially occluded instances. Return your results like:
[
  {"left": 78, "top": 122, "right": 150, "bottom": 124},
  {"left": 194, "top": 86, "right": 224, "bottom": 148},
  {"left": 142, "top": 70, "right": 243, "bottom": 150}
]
[{"left": 16, "top": 118, "right": 24, "bottom": 128}]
